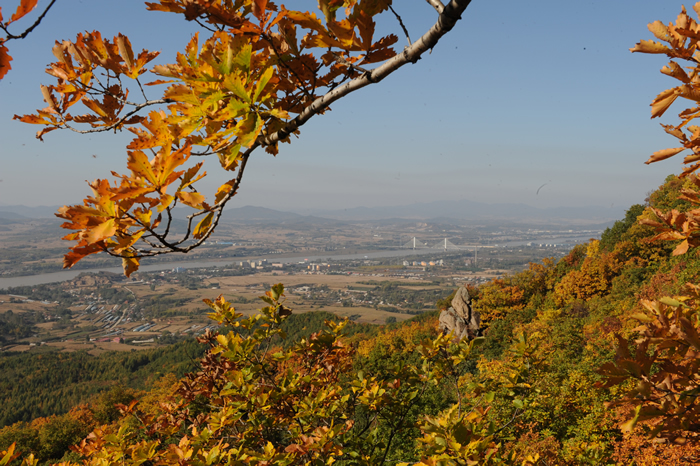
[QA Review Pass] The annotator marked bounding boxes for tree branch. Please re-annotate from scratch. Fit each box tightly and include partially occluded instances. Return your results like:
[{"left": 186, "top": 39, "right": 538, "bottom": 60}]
[
  {"left": 96, "top": 0, "right": 474, "bottom": 260},
  {"left": 1, "top": 0, "right": 59, "bottom": 41},
  {"left": 259, "top": 0, "right": 472, "bottom": 147},
  {"left": 59, "top": 99, "right": 173, "bottom": 134},
  {"left": 425, "top": 0, "right": 445, "bottom": 14}
]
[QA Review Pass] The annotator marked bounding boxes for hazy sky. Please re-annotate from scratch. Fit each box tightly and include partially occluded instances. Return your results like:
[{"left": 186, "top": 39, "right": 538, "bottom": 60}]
[{"left": 0, "top": 0, "right": 689, "bottom": 213}]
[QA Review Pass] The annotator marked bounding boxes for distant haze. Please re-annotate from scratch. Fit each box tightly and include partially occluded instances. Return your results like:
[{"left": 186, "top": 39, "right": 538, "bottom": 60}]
[{"left": 0, "top": 199, "right": 626, "bottom": 226}]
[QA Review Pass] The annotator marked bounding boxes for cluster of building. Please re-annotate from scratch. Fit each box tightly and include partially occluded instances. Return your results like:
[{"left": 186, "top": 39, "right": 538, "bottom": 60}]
[
  {"left": 235, "top": 259, "right": 272, "bottom": 268},
  {"left": 307, "top": 263, "right": 332, "bottom": 272},
  {"left": 402, "top": 260, "right": 444, "bottom": 267}
]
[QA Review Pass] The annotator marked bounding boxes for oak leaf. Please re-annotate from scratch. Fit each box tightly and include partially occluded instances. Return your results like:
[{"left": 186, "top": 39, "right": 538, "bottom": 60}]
[
  {"left": 193, "top": 212, "right": 214, "bottom": 238},
  {"left": 0, "top": 41, "right": 11, "bottom": 80},
  {"left": 9, "top": 0, "right": 38, "bottom": 24},
  {"left": 645, "top": 147, "right": 686, "bottom": 164}
]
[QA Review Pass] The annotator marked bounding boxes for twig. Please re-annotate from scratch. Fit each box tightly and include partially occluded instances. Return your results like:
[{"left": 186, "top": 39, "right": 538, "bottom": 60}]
[
  {"left": 60, "top": 99, "right": 173, "bottom": 134},
  {"left": 1, "top": 0, "right": 59, "bottom": 41},
  {"left": 389, "top": 5, "right": 412, "bottom": 46},
  {"left": 331, "top": 52, "right": 371, "bottom": 74}
]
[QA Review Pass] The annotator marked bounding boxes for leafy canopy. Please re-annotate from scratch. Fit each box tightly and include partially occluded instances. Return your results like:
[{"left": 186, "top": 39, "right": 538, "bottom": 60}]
[{"left": 11, "top": 0, "right": 473, "bottom": 276}]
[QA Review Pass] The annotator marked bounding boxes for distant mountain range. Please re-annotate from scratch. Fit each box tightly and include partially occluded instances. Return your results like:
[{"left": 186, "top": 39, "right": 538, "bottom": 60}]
[
  {"left": 299, "top": 200, "right": 625, "bottom": 224},
  {"left": 0, "top": 205, "right": 63, "bottom": 219},
  {"left": 0, "top": 200, "right": 626, "bottom": 225}
]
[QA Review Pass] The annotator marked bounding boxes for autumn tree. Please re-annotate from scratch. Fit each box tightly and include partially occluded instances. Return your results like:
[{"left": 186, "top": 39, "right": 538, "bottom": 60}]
[
  {"left": 12, "top": 0, "right": 474, "bottom": 276},
  {"left": 1, "top": 285, "right": 532, "bottom": 465},
  {"left": 601, "top": 0, "right": 700, "bottom": 445}
]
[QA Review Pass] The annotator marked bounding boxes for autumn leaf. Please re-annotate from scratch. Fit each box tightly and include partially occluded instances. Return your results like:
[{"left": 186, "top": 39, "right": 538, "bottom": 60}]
[
  {"left": 645, "top": 147, "right": 686, "bottom": 164},
  {"left": 122, "top": 255, "right": 140, "bottom": 277},
  {"left": 651, "top": 88, "right": 678, "bottom": 118},
  {"left": 0, "top": 40, "right": 11, "bottom": 80},
  {"left": 127, "top": 150, "right": 158, "bottom": 185},
  {"left": 9, "top": 0, "right": 38, "bottom": 23},
  {"left": 630, "top": 39, "right": 672, "bottom": 54},
  {"left": 673, "top": 238, "right": 690, "bottom": 255},
  {"left": 177, "top": 190, "right": 205, "bottom": 208},
  {"left": 193, "top": 212, "right": 214, "bottom": 238},
  {"left": 63, "top": 241, "right": 106, "bottom": 269}
]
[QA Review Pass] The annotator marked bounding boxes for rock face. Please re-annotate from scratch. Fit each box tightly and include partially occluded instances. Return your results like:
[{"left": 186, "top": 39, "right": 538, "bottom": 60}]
[{"left": 438, "top": 286, "right": 482, "bottom": 340}]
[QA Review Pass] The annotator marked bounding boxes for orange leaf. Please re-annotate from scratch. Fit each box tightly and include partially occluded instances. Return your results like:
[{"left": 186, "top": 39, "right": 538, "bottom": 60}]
[
  {"left": 253, "top": 0, "right": 268, "bottom": 21},
  {"left": 673, "top": 239, "right": 690, "bottom": 255},
  {"left": 9, "top": 0, "right": 38, "bottom": 23},
  {"left": 63, "top": 241, "right": 105, "bottom": 269},
  {"left": 0, "top": 40, "right": 12, "bottom": 80}
]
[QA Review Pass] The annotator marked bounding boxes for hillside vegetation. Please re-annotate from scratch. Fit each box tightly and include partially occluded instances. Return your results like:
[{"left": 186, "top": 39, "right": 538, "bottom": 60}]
[{"left": 1, "top": 174, "right": 699, "bottom": 464}]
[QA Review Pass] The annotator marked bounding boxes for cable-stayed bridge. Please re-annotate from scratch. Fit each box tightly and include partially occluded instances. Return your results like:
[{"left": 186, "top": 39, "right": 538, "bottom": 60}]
[{"left": 401, "top": 237, "right": 489, "bottom": 251}]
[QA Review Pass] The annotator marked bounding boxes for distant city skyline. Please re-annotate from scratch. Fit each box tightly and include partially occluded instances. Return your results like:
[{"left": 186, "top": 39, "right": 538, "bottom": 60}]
[{"left": 0, "top": 0, "right": 687, "bottom": 212}]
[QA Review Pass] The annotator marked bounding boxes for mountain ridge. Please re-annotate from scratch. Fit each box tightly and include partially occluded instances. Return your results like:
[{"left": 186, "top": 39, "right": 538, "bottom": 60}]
[{"left": 0, "top": 200, "right": 626, "bottom": 225}]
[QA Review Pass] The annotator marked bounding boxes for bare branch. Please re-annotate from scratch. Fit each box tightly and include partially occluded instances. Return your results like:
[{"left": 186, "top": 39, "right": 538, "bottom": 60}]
[
  {"left": 389, "top": 5, "right": 412, "bottom": 46},
  {"left": 1, "top": 0, "right": 59, "bottom": 41}
]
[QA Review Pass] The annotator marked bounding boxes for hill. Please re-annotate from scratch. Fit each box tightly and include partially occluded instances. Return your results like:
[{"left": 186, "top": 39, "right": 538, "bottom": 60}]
[{"left": 1, "top": 175, "right": 699, "bottom": 464}]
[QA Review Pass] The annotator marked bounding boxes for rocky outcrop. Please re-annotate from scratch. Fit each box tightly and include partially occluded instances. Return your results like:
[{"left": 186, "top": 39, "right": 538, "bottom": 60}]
[{"left": 438, "top": 286, "right": 482, "bottom": 340}]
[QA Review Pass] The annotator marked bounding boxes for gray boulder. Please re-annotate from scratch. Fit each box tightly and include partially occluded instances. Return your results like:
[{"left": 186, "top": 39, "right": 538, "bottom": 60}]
[{"left": 438, "top": 286, "right": 482, "bottom": 340}]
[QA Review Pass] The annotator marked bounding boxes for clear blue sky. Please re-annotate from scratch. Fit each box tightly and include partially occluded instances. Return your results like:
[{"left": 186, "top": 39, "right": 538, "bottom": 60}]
[{"left": 0, "top": 0, "right": 688, "bottom": 213}]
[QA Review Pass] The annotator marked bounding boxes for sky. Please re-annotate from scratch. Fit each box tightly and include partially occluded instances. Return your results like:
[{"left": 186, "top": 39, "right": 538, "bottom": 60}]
[{"left": 0, "top": 0, "right": 690, "bottom": 214}]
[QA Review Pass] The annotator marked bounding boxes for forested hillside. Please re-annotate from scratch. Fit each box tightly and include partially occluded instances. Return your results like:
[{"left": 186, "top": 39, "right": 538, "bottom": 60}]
[
  {"left": 0, "top": 311, "right": 377, "bottom": 428},
  {"left": 0, "top": 340, "right": 206, "bottom": 428},
  {"left": 2, "top": 174, "right": 700, "bottom": 464}
]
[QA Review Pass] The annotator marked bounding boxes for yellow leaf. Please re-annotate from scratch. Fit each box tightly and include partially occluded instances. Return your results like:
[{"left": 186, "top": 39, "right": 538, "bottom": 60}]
[
  {"left": 122, "top": 256, "right": 140, "bottom": 277},
  {"left": 128, "top": 150, "right": 158, "bottom": 185},
  {"left": 87, "top": 218, "right": 117, "bottom": 244},
  {"left": 193, "top": 212, "right": 214, "bottom": 239},
  {"left": 223, "top": 76, "right": 251, "bottom": 103},
  {"left": 620, "top": 406, "right": 641, "bottom": 433},
  {"left": 253, "top": 67, "right": 275, "bottom": 103},
  {"left": 235, "top": 113, "right": 263, "bottom": 147},
  {"left": 158, "top": 194, "right": 174, "bottom": 212}
]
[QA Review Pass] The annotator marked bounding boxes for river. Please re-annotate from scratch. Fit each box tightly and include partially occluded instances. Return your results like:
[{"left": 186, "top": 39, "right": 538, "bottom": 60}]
[
  {"left": 0, "top": 234, "right": 597, "bottom": 290},
  {"left": 0, "top": 248, "right": 442, "bottom": 289}
]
